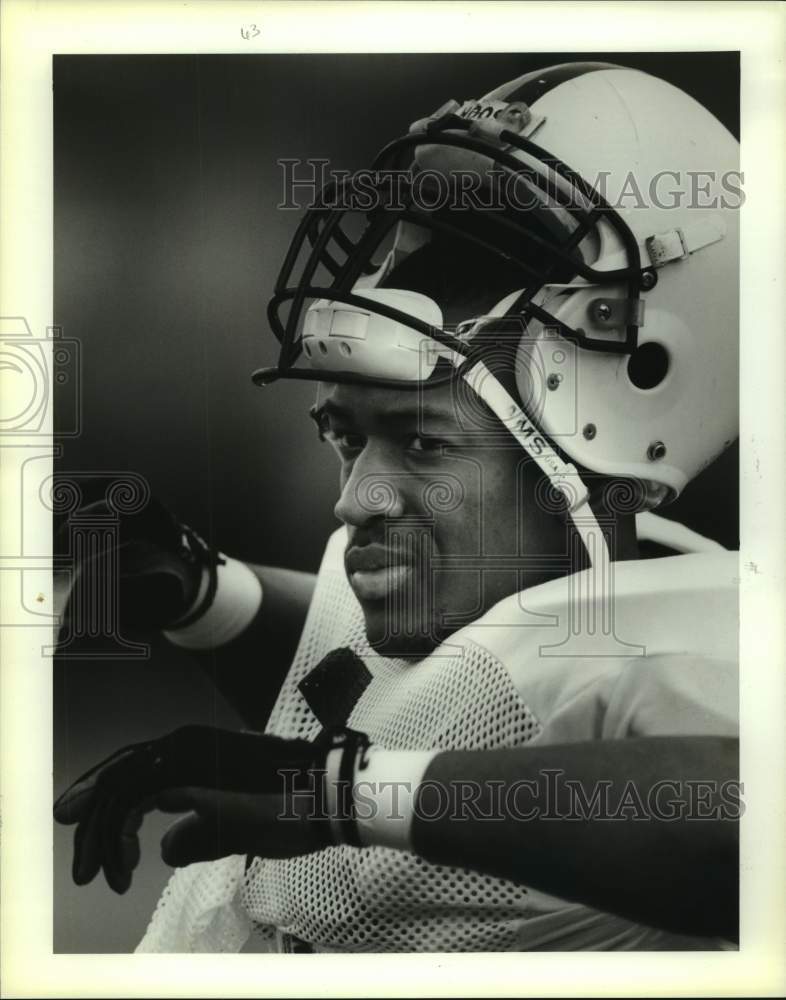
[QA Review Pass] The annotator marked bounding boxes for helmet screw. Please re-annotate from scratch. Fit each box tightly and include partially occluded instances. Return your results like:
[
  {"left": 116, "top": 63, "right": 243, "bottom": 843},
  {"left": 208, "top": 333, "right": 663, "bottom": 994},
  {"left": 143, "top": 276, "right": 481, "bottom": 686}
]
[
  {"left": 640, "top": 269, "right": 657, "bottom": 291},
  {"left": 647, "top": 441, "right": 667, "bottom": 461},
  {"left": 500, "top": 102, "right": 531, "bottom": 128},
  {"left": 593, "top": 301, "right": 613, "bottom": 322},
  {"left": 546, "top": 373, "right": 561, "bottom": 390},
  {"left": 583, "top": 423, "right": 597, "bottom": 441}
]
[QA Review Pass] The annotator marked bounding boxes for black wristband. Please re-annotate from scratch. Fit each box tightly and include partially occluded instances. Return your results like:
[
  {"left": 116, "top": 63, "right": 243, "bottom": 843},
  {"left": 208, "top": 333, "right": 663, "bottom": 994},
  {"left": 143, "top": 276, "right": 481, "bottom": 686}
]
[
  {"left": 168, "top": 525, "right": 226, "bottom": 628},
  {"left": 313, "top": 727, "right": 371, "bottom": 848}
]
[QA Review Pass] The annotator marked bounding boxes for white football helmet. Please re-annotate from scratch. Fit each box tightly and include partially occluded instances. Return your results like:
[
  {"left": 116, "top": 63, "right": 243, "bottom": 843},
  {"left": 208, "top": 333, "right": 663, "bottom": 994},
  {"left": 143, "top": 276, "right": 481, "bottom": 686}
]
[{"left": 255, "top": 62, "right": 739, "bottom": 548}]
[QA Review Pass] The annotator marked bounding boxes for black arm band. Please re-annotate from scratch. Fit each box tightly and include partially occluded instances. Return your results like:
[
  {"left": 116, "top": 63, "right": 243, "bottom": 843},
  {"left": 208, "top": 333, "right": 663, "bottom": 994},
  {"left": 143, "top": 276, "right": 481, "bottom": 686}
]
[
  {"left": 314, "top": 727, "right": 371, "bottom": 848},
  {"left": 169, "top": 526, "right": 226, "bottom": 628}
]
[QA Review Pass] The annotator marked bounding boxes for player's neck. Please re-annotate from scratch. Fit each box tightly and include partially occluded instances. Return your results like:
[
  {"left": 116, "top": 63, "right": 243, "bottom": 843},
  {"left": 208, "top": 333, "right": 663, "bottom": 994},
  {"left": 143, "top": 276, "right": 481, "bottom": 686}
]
[{"left": 611, "top": 514, "right": 640, "bottom": 562}]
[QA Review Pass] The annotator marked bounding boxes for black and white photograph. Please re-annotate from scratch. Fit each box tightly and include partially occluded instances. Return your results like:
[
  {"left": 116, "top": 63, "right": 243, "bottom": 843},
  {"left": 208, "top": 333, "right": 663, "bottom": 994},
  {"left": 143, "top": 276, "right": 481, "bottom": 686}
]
[{"left": 1, "top": 1, "right": 784, "bottom": 996}]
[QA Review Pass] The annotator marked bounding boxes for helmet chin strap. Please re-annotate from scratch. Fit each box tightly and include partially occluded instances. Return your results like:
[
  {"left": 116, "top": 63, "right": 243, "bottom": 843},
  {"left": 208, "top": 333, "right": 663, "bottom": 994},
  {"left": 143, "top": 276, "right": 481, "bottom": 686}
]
[{"left": 456, "top": 356, "right": 611, "bottom": 570}]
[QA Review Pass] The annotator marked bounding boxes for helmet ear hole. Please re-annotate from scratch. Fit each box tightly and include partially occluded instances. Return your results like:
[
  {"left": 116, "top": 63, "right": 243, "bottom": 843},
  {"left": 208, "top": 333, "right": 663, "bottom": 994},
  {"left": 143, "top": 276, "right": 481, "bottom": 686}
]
[{"left": 627, "top": 342, "right": 670, "bottom": 390}]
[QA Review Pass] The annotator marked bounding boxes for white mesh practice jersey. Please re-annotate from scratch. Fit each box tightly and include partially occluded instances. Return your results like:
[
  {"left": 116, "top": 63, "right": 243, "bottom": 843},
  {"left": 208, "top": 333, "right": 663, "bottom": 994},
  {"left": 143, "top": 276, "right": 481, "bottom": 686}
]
[{"left": 138, "top": 528, "right": 738, "bottom": 953}]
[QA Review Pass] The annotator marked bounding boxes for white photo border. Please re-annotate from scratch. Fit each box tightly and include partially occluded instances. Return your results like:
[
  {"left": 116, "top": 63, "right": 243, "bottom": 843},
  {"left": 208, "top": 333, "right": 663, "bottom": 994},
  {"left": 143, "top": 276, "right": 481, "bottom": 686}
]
[{"left": 1, "top": 1, "right": 784, "bottom": 996}]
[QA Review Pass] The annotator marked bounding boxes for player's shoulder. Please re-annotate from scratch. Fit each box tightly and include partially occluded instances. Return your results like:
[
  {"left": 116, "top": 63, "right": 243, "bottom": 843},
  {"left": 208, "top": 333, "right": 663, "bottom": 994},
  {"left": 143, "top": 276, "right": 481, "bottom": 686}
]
[
  {"left": 452, "top": 551, "right": 738, "bottom": 738},
  {"left": 464, "top": 550, "right": 737, "bottom": 650}
]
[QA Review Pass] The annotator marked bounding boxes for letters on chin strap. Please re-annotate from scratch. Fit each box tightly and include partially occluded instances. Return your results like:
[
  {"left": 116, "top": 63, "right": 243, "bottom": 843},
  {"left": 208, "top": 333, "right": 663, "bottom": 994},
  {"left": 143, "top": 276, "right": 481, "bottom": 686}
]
[{"left": 457, "top": 358, "right": 610, "bottom": 570}]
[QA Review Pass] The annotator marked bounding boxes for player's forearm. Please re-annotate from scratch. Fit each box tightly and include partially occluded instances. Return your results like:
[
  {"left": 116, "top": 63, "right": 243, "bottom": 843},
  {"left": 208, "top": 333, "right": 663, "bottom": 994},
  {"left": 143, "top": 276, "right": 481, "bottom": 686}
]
[
  {"left": 351, "top": 736, "right": 740, "bottom": 940},
  {"left": 166, "top": 563, "right": 315, "bottom": 730}
]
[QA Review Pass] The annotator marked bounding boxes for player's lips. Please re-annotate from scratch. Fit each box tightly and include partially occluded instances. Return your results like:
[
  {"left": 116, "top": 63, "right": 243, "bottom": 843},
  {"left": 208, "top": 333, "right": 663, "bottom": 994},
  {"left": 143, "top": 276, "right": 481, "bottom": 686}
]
[{"left": 345, "top": 545, "right": 414, "bottom": 601}]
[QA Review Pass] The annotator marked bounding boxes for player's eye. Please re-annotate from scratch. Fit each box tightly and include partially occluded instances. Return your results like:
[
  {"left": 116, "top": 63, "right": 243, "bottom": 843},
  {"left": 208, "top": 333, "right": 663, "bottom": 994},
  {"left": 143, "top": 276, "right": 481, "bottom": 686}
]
[
  {"left": 324, "top": 429, "right": 366, "bottom": 458},
  {"left": 406, "top": 434, "right": 448, "bottom": 453},
  {"left": 309, "top": 408, "right": 364, "bottom": 456}
]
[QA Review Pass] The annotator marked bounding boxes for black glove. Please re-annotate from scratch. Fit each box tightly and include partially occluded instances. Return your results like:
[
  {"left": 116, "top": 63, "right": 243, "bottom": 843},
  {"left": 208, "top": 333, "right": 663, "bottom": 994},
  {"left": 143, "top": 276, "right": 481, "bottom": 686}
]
[
  {"left": 54, "top": 725, "right": 329, "bottom": 893},
  {"left": 56, "top": 496, "right": 220, "bottom": 630}
]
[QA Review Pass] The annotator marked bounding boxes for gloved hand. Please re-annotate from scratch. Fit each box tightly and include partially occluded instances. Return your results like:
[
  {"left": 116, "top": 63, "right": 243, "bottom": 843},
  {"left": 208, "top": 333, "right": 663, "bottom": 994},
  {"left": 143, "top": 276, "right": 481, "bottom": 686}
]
[
  {"left": 55, "top": 496, "right": 219, "bottom": 631},
  {"left": 54, "top": 725, "right": 333, "bottom": 894}
]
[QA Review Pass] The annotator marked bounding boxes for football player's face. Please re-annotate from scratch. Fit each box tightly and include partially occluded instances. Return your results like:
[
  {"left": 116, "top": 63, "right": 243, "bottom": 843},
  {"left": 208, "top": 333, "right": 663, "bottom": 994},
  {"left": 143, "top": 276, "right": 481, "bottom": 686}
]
[{"left": 315, "top": 382, "right": 566, "bottom": 659}]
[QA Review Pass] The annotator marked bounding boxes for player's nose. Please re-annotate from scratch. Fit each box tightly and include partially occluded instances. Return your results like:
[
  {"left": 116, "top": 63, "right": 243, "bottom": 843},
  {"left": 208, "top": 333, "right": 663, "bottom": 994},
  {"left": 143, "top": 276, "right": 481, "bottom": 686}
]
[{"left": 333, "top": 447, "right": 406, "bottom": 527}]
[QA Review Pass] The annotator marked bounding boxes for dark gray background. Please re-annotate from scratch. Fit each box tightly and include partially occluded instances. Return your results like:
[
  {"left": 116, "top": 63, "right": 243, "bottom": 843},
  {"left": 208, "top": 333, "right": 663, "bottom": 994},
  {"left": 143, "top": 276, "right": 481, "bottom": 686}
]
[{"left": 53, "top": 52, "right": 740, "bottom": 952}]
